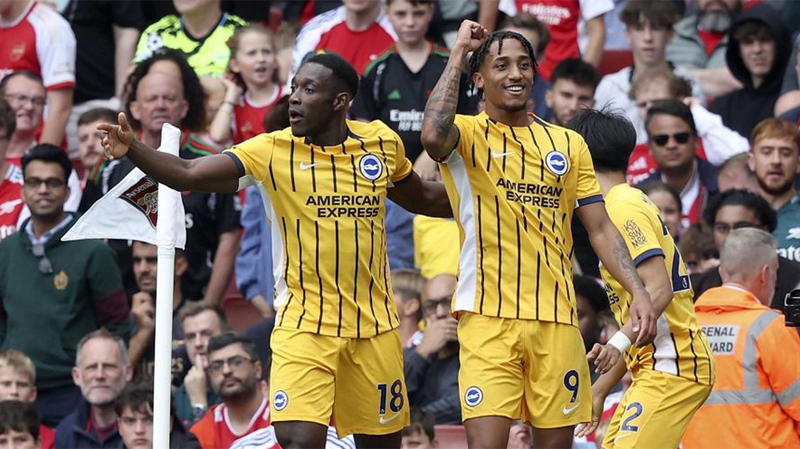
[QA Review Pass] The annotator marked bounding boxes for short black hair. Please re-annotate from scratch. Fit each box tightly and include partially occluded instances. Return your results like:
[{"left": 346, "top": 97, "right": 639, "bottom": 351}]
[
  {"left": 114, "top": 383, "right": 153, "bottom": 417},
  {"left": 0, "top": 400, "right": 40, "bottom": 441},
  {"left": 468, "top": 31, "right": 538, "bottom": 94},
  {"left": 639, "top": 179, "right": 682, "bottom": 213},
  {"left": 0, "top": 98, "right": 15, "bottom": 138},
  {"left": 620, "top": 0, "right": 680, "bottom": 29},
  {"left": 207, "top": 332, "right": 260, "bottom": 366},
  {"left": 645, "top": 99, "right": 697, "bottom": 136},
  {"left": 78, "top": 107, "right": 118, "bottom": 128},
  {"left": 305, "top": 53, "right": 359, "bottom": 99},
  {"left": 550, "top": 58, "right": 601, "bottom": 91},
  {"left": 565, "top": 108, "right": 636, "bottom": 173},
  {"left": 703, "top": 188, "right": 777, "bottom": 232},
  {"left": 573, "top": 275, "right": 610, "bottom": 314},
  {"left": 22, "top": 144, "right": 73, "bottom": 182},
  {"left": 123, "top": 49, "right": 206, "bottom": 133},
  {"left": 402, "top": 407, "right": 435, "bottom": 441}
]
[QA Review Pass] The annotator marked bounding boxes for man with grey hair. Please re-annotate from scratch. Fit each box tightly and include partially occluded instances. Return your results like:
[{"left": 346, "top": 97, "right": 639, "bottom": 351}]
[
  {"left": 683, "top": 228, "right": 800, "bottom": 448},
  {"left": 54, "top": 329, "right": 131, "bottom": 448}
]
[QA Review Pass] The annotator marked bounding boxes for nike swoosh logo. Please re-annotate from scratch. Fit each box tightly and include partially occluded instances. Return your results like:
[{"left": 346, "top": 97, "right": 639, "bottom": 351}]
[
  {"left": 562, "top": 403, "right": 580, "bottom": 415},
  {"left": 491, "top": 151, "right": 514, "bottom": 158},
  {"left": 299, "top": 163, "right": 318, "bottom": 170},
  {"left": 379, "top": 413, "right": 400, "bottom": 425}
]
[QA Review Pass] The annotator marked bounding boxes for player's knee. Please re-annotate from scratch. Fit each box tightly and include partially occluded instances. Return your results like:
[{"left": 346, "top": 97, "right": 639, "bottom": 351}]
[{"left": 273, "top": 421, "right": 327, "bottom": 448}]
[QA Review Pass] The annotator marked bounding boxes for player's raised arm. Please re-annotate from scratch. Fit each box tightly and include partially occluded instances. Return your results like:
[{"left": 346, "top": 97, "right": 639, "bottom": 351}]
[
  {"left": 576, "top": 203, "right": 657, "bottom": 347},
  {"left": 420, "top": 20, "right": 487, "bottom": 160},
  {"left": 99, "top": 112, "right": 240, "bottom": 193}
]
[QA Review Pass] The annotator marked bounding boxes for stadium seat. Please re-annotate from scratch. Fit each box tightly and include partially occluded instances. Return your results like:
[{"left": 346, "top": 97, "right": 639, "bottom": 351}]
[
  {"left": 598, "top": 50, "right": 634, "bottom": 76},
  {"left": 222, "top": 282, "right": 262, "bottom": 332},
  {"left": 435, "top": 425, "right": 468, "bottom": 449}
]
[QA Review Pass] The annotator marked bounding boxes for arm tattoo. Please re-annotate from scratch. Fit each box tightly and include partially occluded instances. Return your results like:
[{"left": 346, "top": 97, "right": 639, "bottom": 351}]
[
  {"left": 424, "top": 60, "right": 463, "bottom": 140},
  {"left": 612, "top": 233, "right": 645, "bottom": 292}
]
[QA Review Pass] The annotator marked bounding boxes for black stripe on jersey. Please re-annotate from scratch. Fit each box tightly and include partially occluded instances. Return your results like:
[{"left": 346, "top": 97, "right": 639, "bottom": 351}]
[
  {"left": 368, "top": 221, "right": 379, "bottom": 335},
  {"left": 522, "top": 206, "right": 528, "bottom": 232},
  {"left": 269, "top": 146, "right": 278, "bottom": 191},
  {"left": 484, "top": 121, "right": 492, "bottom": 173},
  {"left": 564, "top": 131, "right": 571, "bottom": 157},
  {"left": 477, "top": 196, "right": 486, "bottom": 314},
  {"left": 652, "top": 341, "right": 657, "bottom": 370},
  {"left": 340, "top": 141, "right": 347, "bottom": 155},
  {"left": 320, "top": 144, "right": 327, "bottom": 153},
  {"left": 688, "top": 329, "right": 699, "bottom": 383},
  {"left": 311, "top": 147, "right": 317, "bottom": 193},
  {"left": 501, "top": 133, "right": 508, "bottom": 173},
  {"left": 296, "top": 220, "right": 307, "bottom": 328},
  {"left": 330, "top": 154, "right": 338, "bottom": 193},
  {"left": 700, "top": 333, "right": 713, "bottom": 385},
  {"left": 527, "top": 126, "right": 544, "bottom": 182},
  {"left": 539, "top": 209, "right": 549, "bottom": 268},
  {"left": 542, "top": 126, "right": 560, "bottom": 183},
  {"left": 315, "top": 221, "right": 324, "bottom": 334},
  {"left": 279, "top": 292, "right": 293, "bottom": 327},
  {"left": 553, "top": 281, "right": 559, "bottom": 322},
  {"left": 516, "top": 220, "right": 521, "bottom": 319},
  {"left": 354, "top": 221, "right": 361, "bottom": 338},
  {"left": 350, "top": 154, "right": 358, "bottom": 193},
  {"left": 670, "top": 332, "right": 681, "bottom": 377},
  {"left": 509, "top": 127, "right": 525, "bottom": 180},
  {"left": 381, "top": 226, "right": 394, "bottom": 330},
  {"left": 278, "top": 218, "right": 290, "bottom": 326},
  {"left": 470, "top": 142, "right": 476, "bottom": 168},
  {"left": 290, "top": 140, "right": 297, "bottom": 192},
  {"left": 335, "top": 221, "right": 343, "bottom": 337},
  {"left": 560, "top": 212, "right": 573, "bottom": 324},
  {"left": 495, "top": 196, "right": 503, "bottom": 316},
  {"left": 535, "top": 252, "right": 541, "bottom": 319}
]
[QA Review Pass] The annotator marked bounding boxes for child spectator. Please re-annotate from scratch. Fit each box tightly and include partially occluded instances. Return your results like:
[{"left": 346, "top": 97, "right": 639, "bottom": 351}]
[{"left": 0, "top": 350, "right": 54, "bottom": 448}]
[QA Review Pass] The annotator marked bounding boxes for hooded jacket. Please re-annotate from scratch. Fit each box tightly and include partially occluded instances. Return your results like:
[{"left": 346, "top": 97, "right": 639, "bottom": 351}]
[{"left": 709, "top": 3, "right": 791, "bottom": 137}]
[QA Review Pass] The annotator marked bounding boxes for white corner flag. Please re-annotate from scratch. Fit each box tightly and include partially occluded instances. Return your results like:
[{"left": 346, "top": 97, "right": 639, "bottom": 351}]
[
  {"left": 62, "top": 126, "right": 186, "bottom": 249},
  {"left": 62, "top": 124, "right": 184, "bottom": 448}
]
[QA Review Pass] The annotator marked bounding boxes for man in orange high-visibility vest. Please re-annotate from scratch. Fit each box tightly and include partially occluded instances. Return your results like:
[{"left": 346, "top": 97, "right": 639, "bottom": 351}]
[{"left": 683, "top": 228, "right": 800, "bottom": 449}]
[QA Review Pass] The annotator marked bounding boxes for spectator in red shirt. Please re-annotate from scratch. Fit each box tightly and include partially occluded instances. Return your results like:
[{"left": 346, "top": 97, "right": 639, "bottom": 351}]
[
  {"left": 292, "top": 0, "right": 397, "bottom": 76},
  {"left": 0, "top": 0, "right": 75, "bottom": 148}
]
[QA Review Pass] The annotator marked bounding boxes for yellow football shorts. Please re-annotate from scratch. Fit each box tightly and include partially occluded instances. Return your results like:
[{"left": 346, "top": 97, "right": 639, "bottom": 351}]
[
  {"left": 269, "top": 326, "right": 410, "bottom": 437},
  {"left": 458, "top": 313, "right": 591, "bottom": 428},
  {"left": 603, "top": 370, "right": 712, "bottom": 448}
]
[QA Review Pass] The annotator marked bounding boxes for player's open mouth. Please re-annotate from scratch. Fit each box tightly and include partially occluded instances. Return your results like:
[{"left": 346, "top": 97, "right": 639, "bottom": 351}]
[
  {"left": 505, "top": 85, "right": 525, "bottom": 94},
  {"left": 289, "top": 110, "right": 303, "bottom": 123}
]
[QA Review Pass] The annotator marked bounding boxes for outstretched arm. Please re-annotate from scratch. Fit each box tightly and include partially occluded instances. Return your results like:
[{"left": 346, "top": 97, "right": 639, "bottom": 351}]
[
  {"left": 99, "top": 112, "right": 240, "bottom": 193},
  {"left": 576, "top": 203, "right": 657, "bottom": 346},
  {"left": 421, "top": 20, "right": 488, "bottom": 160},
  {"left": 388, "top": 171, "right": 453, "bottom": 218}
]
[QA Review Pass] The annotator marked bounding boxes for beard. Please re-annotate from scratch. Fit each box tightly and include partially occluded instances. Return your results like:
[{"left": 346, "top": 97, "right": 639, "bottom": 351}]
[
  {"left": 218, "top": 376, "right": 257, "bottom": 401},
  {"left": 697, "top": 10, "right": 735, "bottom": 33},
  {"left": 757, "top": 174, "right": 795, "bottom": 196}
]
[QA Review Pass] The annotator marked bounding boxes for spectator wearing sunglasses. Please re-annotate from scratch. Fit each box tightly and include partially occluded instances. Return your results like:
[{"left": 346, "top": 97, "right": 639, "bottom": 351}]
[
  {"left": 0, "top": 144, "right": 130, "bottom": 427},
  {"left": 636, "top": 100, "right": 719, "bottom": 227}
]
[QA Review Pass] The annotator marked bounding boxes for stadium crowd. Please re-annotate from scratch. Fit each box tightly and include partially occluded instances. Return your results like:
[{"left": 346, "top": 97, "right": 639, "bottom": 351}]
[{"left": 0, "top": 0, "right": 799, "bottom": 447}]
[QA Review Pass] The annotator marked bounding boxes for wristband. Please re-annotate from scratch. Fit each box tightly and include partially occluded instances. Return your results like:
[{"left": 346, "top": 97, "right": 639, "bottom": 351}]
[{"left": 607, "top": 331, "right": 632, "bottom": 353}]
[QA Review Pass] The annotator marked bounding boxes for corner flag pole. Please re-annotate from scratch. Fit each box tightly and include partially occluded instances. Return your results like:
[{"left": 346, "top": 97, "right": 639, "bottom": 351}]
[{"left": 153, "top": 124, "right": 182, "bottom": 448}]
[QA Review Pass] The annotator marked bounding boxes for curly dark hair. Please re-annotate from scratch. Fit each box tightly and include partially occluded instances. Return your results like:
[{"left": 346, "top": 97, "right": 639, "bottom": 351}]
[
  {"left": 468, "top": 31, "right": 538, "bottom": 95},
  {"left": 123, "top": 49, "right": 206, "bottom": 133}
]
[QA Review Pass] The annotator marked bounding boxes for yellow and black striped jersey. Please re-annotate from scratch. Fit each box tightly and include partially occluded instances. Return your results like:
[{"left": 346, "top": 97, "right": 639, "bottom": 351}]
[
  {"left": 439, "top": 111, "right": 603, "bottom": 325},
  {"left": 225, "top": 120, "right": 413, "bottom": 338},
  {"left": 601, "top": 184, "right": 714, "bottom": 386}
]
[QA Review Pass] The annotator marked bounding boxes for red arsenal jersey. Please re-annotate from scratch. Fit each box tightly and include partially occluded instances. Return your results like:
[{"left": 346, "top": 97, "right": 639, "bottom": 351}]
[
  {"left": 0, "top": 165, "right": 25, "bottom": 242},
  {"left": 233, "top": 86, "right": 284, "bottom": 144},
  {"left": 0, "top": 1, "right": 76, "bottom": 90},
  {"left": 190, "top": 398, "right": 280, "bottom": 449}
]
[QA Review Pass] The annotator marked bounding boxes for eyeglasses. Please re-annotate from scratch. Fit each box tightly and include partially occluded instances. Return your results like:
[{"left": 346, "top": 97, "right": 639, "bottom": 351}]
[
  {"left": 207, "top": 355, "right": 254, "bottom": 374},
  {"left": 4, "top": 93, "right": 46, "bottom": 107},
  {"left": 23, "top": 177, "right": 66, "bottom": 190},
  {"left": 651, "top": 132, "right": 692, "bottom": 146},
  {"left": 422, "top": 295, "right": 452, "bottom": 315},
  {"left": 32, "top": 243, "right": 53, "bottom": 274},
  {"left": 712, "top": 222, "right": 757, "bottom": 235}
]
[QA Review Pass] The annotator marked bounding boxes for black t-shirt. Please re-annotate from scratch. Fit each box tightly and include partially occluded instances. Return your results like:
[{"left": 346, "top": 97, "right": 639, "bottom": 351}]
[
  {"left": 350, "top": 44, "right": 478, "bottom": 162},
  {"left": 102, "top": 135, "right": 241, "bottom": 301},
  {"left": 65, "top": 0, "right": 145, "bottom": 104}
]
